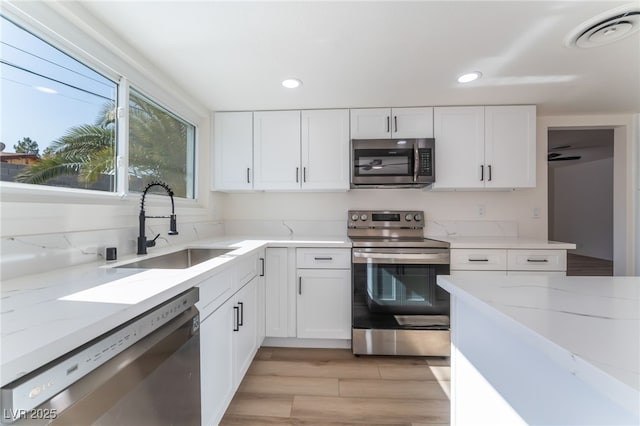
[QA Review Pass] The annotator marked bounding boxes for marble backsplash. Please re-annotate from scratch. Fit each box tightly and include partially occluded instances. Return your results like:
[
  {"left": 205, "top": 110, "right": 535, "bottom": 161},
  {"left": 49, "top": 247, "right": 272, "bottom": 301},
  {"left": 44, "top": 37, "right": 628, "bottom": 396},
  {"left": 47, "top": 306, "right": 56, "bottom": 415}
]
[
  {"left": 1, "top": 221, "right": 225, "bottom": 281},
  {"left": 223, "top": 219, "right": 519, "bottom": 239},
  {"left": 1, "top": 219, "right": 518, "bottom": 281}
]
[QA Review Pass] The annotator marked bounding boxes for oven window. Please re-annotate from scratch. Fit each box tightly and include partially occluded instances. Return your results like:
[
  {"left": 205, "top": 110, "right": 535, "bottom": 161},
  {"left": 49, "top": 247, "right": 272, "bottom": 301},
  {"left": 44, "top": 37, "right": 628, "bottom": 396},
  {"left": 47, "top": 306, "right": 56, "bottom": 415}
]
[
  {"left": 353, "top": 149, "right": 412, "bottom": 176},
  {"left": 360, "top": 263, "right": 447, "bottom": 315}
]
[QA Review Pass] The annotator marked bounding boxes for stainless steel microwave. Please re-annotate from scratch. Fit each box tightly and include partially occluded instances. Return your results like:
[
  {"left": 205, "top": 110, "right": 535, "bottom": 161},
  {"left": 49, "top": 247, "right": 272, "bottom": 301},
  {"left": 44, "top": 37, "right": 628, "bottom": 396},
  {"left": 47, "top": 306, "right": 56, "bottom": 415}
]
[{"left": 351, "top": 138, "right": 435, "bottom": 188}]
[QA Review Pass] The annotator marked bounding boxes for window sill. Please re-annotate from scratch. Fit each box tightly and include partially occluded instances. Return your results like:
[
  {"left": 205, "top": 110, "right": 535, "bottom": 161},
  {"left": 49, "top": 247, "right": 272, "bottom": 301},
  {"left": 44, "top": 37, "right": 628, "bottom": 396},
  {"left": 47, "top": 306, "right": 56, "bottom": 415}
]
[{"left": 0, "top": 182, "right": 202, "bottom": 209}]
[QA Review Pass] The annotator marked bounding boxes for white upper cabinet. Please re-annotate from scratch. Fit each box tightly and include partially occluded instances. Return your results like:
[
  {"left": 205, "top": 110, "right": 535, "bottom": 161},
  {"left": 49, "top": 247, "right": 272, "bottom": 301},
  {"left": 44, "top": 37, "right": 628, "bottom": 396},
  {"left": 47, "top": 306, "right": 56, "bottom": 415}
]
[
  {"left": 253, "top": 110, "right": 302, "bottom": 190},
  {"left": 484, "top": 105, "right": 536, "bottom": 189},
  {"left": 350, "top": 107, "right": 433, "bottom": 139},
  {"left": 301, "top": 109, "right": 350, "bottom": 190},
  {"left": 213, "top": 111, "right": 253, "bottom": 191},
  {"left": 432, "top": 106, "right": 485, "bottom": 189},
  {"left": 432, "top": 105, "right": 536, "bottom": 190}
]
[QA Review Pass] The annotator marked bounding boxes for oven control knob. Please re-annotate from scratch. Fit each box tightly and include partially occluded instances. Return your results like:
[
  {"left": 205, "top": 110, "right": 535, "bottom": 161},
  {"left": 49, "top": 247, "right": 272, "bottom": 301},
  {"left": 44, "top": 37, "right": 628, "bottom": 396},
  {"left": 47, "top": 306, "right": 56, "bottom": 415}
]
[
  {"left": 405, "top": 213, "right": 413, "bottom": 221},
  {"left": 414, "top": 214, "right": 422, "bottom": 222},
  {"left": 360, "top": 214, "right": 368, "bottom": 221},
  {"left": 351, "top": 214, "right": 359, "bottom": 221}
]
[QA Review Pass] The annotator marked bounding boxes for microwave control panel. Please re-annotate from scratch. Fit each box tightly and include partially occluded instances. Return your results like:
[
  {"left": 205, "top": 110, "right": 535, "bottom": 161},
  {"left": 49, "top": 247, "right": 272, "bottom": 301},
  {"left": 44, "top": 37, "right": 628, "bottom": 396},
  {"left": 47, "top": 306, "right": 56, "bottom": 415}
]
[{"left": 418, "top": 148, "right": 433, "bottom": 177}]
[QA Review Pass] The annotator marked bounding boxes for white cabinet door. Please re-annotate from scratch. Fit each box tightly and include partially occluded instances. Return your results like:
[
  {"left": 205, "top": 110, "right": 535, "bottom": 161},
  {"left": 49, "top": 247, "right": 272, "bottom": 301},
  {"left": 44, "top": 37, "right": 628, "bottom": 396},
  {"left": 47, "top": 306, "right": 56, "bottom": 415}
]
[
  {"left": 350, "top": 108, "right": 392, "bottom": 139},
  {"left": 256, "top": 250, "right": 266, "bottom": 347},
  {"left": 254, "top": 110, "right": 301, "bottom": 190},
  {"left": 392, "top": 107, "right": 434, "bottom": 138},
  {"left": 432, "top": 106, "right": 485, "bottom": 189},
  {"left": 296, "top": 269, "right": 351, "bottom": 339},
  {"left": 265, "top": 247, "right": 289, "bottom": 337},
  {"left": 301, "top": 109, "right": 350, "bottom": 190},
  {"left": 484, "top": 105, "right": 536, "bottom": 189},
  {"left": 351, "top": 107, "right": 434, "bottom": 139},
  {"left": 200, "top": 301, "right": 235, "bottom": 426},
  {"left": 233, "top": 277, "right": 258, "bottom": 385},
  {"left": 213, "top": 112, "right": 254, "bottom": 191}
]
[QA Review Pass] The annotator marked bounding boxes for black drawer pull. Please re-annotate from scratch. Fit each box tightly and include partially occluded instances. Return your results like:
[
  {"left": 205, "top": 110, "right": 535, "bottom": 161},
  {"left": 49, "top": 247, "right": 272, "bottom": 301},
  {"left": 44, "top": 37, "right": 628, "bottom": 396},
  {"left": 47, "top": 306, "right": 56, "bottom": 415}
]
[
  {"left": 314, "top": 257, "right": 333, "bottom": 261},
  {"left": 527, "top": 259, "right": 549, "bottom": 263},
  {"left": 233, "top": 306, "right": 239, "bottom": 332},
  {"left": 468, "top": 258, "right": 489, "bottom": 262}
]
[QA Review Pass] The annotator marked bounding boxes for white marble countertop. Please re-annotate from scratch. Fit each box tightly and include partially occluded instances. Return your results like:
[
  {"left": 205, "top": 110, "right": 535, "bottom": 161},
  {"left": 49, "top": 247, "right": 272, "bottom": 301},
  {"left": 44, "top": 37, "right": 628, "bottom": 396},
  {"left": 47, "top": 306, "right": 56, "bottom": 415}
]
[
  {"left": 0, "top": 235, "right": 350, "bottom": 387},
  {"left": 437, "top": 274, "right": 640, "bottom": 413},
  {"left": 430, "top": 236, "right": 576, "bottom": 250}
]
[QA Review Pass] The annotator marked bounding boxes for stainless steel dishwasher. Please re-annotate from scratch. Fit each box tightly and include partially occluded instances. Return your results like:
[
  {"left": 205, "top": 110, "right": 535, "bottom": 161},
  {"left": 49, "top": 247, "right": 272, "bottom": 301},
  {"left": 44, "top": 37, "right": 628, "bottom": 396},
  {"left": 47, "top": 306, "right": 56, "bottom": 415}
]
[{"left": 1, "top": 288, "right": 201, "bottom": 425}]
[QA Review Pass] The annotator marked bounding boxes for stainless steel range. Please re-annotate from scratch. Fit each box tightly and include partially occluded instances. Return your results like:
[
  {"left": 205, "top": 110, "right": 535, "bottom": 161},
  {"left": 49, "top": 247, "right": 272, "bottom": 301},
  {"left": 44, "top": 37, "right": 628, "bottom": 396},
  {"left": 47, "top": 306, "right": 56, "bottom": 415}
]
[{"left": 349, "top": 210, "right": 451, "bottom": 356}]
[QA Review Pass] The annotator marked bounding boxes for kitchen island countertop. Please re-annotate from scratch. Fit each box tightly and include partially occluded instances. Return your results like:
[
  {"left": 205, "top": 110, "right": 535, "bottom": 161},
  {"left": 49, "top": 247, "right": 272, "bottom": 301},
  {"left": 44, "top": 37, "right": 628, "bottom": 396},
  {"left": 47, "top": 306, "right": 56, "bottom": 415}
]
[{"left": 437, "top": 274, "right": 639, "bottom": 424}]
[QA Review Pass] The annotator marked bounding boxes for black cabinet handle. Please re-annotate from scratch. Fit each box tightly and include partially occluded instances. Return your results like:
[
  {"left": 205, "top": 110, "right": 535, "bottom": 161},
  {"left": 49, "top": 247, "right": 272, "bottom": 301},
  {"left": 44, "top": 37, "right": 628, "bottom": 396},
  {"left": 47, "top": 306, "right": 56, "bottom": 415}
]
[
  {"left": 296, "top": 167, "right": 299, "bottom": 183},
  {"left": 394, "top": 116, "right": 398, "bottom": 132},
  {"left": 260, "top": 257, "right": 265, "bottom": 276},
  {"left": 468, "top": 258, "right": 489, "bottom": 262},
  {"left": 247, "top": 167, "right": 250, "bottom": 183},
  {"left": 298, "top": 277, "right": 302, "bottom": 295},
  {"left": 303, "top": 167, "right": 307, "bottom": 183},
  {"left": 488, "top": 165, "right": 492, "bottom": 181},
  {"left": 386, "top": 116, "right": 390, "bottom": 133},
  {"left": 480, "top": 165, "right": 484, "bottom": 181},
  {"left": 233, "top": 306, "right": 239, "bottom": 332},
  {"left": 238, "top": 302, "right": 244, "bottom": 326},
  {"left": 314, "top": 257, "right": 333, "bottom": 261},
  {"left": 527, "top": 259, "right": 549, "bottom": 263}
]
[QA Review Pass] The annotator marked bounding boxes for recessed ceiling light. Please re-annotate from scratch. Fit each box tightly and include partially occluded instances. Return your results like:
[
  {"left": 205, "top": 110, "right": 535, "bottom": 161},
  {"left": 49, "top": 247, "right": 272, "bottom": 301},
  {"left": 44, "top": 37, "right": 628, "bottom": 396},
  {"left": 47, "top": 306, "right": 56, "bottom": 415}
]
[
  {"left": 457, "top": 72, "right": 482, "bottom": 83},
  {"left": 281, "top": 78, "right": 302, "bottom": 89}
]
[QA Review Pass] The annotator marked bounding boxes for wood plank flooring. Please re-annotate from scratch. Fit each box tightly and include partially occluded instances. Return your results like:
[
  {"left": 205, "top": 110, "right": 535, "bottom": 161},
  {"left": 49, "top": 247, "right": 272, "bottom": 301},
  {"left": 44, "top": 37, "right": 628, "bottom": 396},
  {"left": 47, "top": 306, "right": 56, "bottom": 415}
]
[
  {"left": 220, "top": 347, "right": 450, "bottom": 426},
  {"left": 567, "top": 253, "right": 613, "bottom": 276}
]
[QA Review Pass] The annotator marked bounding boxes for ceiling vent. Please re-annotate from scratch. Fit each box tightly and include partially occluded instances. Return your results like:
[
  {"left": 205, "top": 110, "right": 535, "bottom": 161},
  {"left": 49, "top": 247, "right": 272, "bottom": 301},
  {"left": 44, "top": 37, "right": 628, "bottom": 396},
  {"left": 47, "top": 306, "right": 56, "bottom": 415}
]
[{"left": 566, "top": 4, "right": 640, "bottom": 48}]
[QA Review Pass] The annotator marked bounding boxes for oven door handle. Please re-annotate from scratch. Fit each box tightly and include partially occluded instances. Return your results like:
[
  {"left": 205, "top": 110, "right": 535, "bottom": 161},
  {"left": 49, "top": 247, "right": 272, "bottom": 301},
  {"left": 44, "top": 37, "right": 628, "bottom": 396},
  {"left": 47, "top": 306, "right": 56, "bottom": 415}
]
[{"left": 352, "top": 251, "right": 449, "bottom": 264}]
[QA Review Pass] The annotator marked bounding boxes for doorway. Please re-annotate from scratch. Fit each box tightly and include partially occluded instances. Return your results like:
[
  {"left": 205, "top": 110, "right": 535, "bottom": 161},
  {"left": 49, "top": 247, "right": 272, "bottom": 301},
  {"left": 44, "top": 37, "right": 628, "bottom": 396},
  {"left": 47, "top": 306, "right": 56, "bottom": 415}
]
[{"left": 548, "top": 129, "right": 614, "bottom": 276}]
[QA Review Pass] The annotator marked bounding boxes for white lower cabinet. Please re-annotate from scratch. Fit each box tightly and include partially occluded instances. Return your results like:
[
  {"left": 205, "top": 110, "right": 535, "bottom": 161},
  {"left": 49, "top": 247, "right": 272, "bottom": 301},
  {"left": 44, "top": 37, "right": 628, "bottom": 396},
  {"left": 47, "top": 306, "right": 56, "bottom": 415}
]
[
  {"left": 265, "top": 247, "right": 292, "bottom": 337},
  {"left": 232, "top": 277, "right": 259, "bottom": 384},
  {"left": 296, "top": 248, "right": 351, "bottom": 340},
  {"left": 200, "top": 300, "right": 234, "bottom": 426},
  {"left": 296, "top": 269, "right": 351, "bottom": 339},
  {"left": 450, "top": 248, "right": 569, "bottom": 275},
  {"left": 199, "top": 262, "right": 261, "bottom": 426}
]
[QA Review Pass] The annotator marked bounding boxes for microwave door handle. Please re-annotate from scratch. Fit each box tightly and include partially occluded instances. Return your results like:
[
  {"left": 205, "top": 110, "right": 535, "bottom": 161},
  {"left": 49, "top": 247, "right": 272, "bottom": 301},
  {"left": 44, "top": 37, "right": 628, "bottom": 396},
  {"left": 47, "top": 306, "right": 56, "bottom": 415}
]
[{"left": 413, "top": 142, "right": 419, "bottom": 182}]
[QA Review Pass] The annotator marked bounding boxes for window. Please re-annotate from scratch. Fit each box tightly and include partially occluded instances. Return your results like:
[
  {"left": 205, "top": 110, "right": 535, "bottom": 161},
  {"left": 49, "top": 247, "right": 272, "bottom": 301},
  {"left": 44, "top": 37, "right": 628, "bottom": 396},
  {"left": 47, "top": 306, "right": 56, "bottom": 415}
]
[
  {"left": 1, "top": 15, "right": 197, "bottom": 199},
  {"left": 0, "top": 16, "right": 118, "bottom": 192},
  {"left": 128, "top": 90, "right": 196, "bottom": 199}
]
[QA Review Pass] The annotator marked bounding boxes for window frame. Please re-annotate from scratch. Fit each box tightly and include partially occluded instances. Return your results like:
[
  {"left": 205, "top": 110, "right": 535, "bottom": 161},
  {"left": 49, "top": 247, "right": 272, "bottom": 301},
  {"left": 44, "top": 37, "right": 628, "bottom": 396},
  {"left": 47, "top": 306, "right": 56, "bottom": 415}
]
[{"left": 0, "top": 9, "right": 201, "bottom": 206}]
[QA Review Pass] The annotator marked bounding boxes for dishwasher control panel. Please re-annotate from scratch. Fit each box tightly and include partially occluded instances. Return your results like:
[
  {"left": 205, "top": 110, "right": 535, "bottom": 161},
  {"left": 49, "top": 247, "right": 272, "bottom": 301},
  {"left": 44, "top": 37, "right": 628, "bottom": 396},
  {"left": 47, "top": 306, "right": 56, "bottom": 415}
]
[{"left": 0, "top": 288, "right": 199, "bottom": 423}]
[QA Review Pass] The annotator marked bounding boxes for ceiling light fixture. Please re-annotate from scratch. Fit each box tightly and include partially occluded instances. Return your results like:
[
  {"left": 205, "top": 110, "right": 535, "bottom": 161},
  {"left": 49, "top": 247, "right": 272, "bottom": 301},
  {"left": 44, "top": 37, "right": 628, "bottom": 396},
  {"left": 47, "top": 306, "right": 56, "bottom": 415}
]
[
  {"left": 281, "top": 78, "right": 302, "bottom": 89},
  {"left": 457, "top": 72, "right": 482, "bottom": 83}
]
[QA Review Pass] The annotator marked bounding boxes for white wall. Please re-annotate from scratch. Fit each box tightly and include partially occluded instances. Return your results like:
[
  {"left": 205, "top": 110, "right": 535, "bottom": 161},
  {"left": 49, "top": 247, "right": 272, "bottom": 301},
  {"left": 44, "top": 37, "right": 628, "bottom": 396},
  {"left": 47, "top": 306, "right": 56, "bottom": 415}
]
[{"left": 549, "top": 157, "right": 613, "bottom": 260}]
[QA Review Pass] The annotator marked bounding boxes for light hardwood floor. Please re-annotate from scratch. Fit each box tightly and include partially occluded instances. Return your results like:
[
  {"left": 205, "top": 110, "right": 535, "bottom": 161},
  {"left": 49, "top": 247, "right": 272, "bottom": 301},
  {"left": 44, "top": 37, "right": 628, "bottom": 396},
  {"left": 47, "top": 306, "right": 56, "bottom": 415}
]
[{"left": 220, "top": 347, "right": 450, "bottom": 426}]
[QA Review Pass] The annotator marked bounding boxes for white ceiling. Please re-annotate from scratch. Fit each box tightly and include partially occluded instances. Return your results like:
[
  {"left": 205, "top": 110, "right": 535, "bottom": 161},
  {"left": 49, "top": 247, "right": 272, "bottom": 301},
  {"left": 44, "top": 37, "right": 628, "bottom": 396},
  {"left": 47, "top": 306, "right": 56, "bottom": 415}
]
[{"left": 77, "top": 1, "right": 640, "bottom": 115}]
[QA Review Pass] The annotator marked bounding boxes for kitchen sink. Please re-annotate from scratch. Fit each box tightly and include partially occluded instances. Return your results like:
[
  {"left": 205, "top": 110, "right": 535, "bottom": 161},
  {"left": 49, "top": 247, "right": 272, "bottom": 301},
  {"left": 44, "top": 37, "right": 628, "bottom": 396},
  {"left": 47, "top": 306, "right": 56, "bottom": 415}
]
[{"left": 116, "top": 248, "right": 233, "bottom": 269}]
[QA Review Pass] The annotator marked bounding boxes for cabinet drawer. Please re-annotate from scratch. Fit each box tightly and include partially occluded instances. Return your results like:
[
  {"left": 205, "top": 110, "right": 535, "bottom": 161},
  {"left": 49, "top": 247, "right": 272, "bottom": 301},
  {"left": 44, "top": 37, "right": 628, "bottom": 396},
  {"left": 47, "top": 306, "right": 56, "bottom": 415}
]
[
  {"left": 507, "top": 249, "right": 566, "bottom": 271},
  {"left": 450, "top": 249, "right": 507, "bottom": 271},
  {"left": 196, "top": 267, "right": 233, "bottom": 319},
  {"left": 296, "top": 248, "right": 351, "bottom": 269},
  {"left": 235, "top": 252, "right": 259, "bottom": 290}
]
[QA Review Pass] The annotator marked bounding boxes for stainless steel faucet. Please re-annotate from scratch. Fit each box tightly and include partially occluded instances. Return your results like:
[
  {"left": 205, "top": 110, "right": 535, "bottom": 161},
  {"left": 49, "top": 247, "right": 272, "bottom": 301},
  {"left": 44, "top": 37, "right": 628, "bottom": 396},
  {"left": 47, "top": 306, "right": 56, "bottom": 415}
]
[{"left": 137, "top": 181, "right": 178, "bottom": 255}]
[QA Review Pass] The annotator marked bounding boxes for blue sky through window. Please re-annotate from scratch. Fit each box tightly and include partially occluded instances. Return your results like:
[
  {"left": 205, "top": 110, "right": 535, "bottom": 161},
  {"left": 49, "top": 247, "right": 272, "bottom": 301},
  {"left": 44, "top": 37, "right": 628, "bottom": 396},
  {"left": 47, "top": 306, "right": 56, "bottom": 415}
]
[{"left": 1, "top": 16, "right": 117, "bottom": 153}]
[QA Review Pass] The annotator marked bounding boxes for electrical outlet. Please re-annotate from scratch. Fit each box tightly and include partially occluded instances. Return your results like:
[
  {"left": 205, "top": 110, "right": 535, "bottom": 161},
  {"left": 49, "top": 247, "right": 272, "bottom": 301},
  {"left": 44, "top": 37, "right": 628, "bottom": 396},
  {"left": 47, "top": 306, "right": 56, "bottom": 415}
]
[
  {"left": 532, "top": 207, "right": 541, "bottom": 219},
  {"left": 477, "top": 204, "right": 486, "bottom": 217}
]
